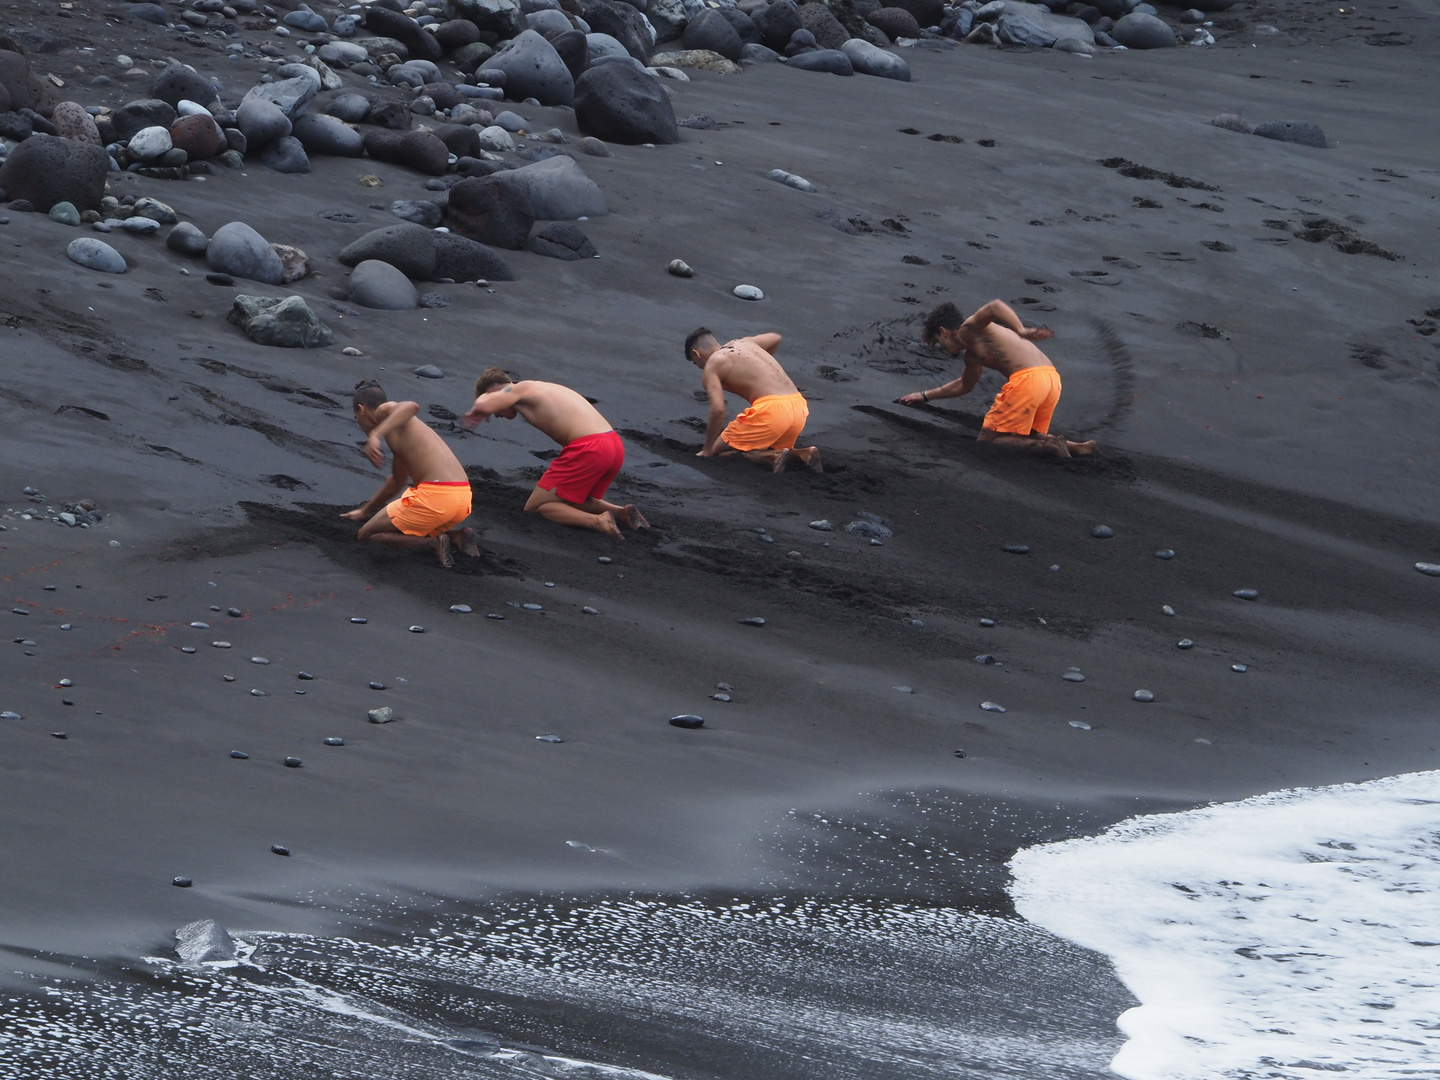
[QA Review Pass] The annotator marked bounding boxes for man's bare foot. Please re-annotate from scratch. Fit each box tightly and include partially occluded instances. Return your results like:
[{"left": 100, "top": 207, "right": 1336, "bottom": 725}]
[
  {"left": 593, "top": 511, "right": 623, "bottom": 539},
  {"left": 619, "top": 505, "right": 650, "bottom": 530},
  {"left": 803, "top": 447, "right": 823, "bottom": 473},
  {"left": 1049, "top": 436, "right": 1072, "bottom": 460},
  {"left": 434, "top": 533, "right": 455, "bottom": 568},
  {"left": 772, "top": 448, "right": 794, "bottom": 474},
  {"left": 456, "top": 527, "right": 481, "bottom": 557},
  {"left": 1069, "top": 440, "right": 1098, "bottom": 457}
]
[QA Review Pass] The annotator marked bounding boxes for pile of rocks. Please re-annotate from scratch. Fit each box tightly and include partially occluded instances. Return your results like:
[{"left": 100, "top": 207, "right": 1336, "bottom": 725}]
[{"left": 945, "top": 0, "right": 1234, "bottom": 52}]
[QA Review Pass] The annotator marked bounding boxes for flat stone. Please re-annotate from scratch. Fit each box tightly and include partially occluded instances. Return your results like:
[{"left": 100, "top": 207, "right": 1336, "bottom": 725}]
[
  {"left": 733, "top": 284, "right": 764, "bottom": 300},
  {"left": 409, "top": 625, "right": 425, "bottom": 633},
  {"left": 325, "top": 737, "right": 344, "bottom": 746},
  {"left": 1232, "top": 663, "right": 1248, "bottom": 672},
  {"left": 980, "top": 701, "right": 1006, "bottom": 713},
  {"left": 582, "top": 606, "right": 599, "bottom": 615},
  {"left": 975, "top": 654, "right": 997, "bottom": 665},
  {"left": 669, "top": 714, "right": 705, "bottom": 729},
  {"left": 1091, "top": 525, "right": 1113, "bottom": 538},
  {"left": 66, "top": 237, "right": 127, "bottom": 274},
  {"left": 451, "top": 604, "right": 472, "bottom": 613},
  {"left": 1001, "top": 543, "right": 1029, "bottom": 554},
  {"left": 172, "top": 877, "right": 192, "bottom": 888},
  {"left": 1069, "top": 720, "right": 1092, "bottom": 730},
  {"left": 368, "top": 707, "right": 395, "bottom": 724},
  {"left": 536, "top": 733, "right": 564, "bottom": 742},
  {"left": 711, "top": 693, "right": 731, "bottom": 702},
  {"left": 298, "top": 672, "right": 314, "bottom": 680},
  {"left": 767, "top": 168, "right": 817, "bottom": 193},
  {"left": 739, "top": 616, "right": 766, "bottom": 626},
  {"left": 979, "top": 618, "right": 995, "bottom": 627},
  {"left": 523, "top": 603, "right": 543, "bottom": 611},
  {"left": 230, "top": 750, "right": 249, "bottom": 759},
  {"left": 175, "top": 919, "right": 235, "bottom": 964},
  {"left": 1232, "top": 588, "right": 1258, "bottom": 600},
  {"left": 250, "top": 656, "right": 269, "bottom": 665},
  {"left": 1415, "top": 562, "right": 1440, "bottom": 577},
  {"left": 1133, "top": 689, "right": 1155, "bottom": 702},
  {"left": 1063, "top": 671, "right": 1085, "bottom": 682},
  {"left": 283, "top": 757, "right": 303, "bottom": 767},
  {"left": 668, "top": 258, "right": 693, "bottom": 277},
  {"left": 1155, "top": 549, "right": 1175, "bottom": 559},
  {"left": 350, "top": 617, "right": 368, "bottom": 624},
  {"left": 211, "top": 641, "right": 231, "bottom": 649},
  {"left": 1177, "top": 639, "right": 1195, "bottom": 649},
  {"left": 808, "top": 519, "right": 832, "bottom": 531}
]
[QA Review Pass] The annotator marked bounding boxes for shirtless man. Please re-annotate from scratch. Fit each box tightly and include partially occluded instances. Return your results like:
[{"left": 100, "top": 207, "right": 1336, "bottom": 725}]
[
  {"left": 461, "top": 367, "right": 649, "bottom": 538},
  {"left": 684, "top": 328, "right": 821, "bottom": 473},
  {"left": 898, "top": 301, "right": 1096, "bottom": 459},
  {"left": 342, "top": 379, "right": 480, "bottom": 567}
]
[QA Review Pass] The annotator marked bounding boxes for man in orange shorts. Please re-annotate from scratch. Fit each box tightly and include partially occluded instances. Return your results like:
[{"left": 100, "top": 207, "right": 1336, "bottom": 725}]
[
  {"left": 684, "top": 327, "right": 821, "bottom": 473},
  {"left": 461, "top": 367, "right": 650, "bottom": 538},
  {"left": 342, "top": 380, "right": 480, "bottom": 567},
  {"left": 897, "top": 300, "right": 1096, "bottom": 458}
]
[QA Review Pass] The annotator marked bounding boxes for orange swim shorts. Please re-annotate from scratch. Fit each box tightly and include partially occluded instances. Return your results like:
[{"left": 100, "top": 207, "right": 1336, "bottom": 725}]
[
  {"left": 721, "top": 392, "right": 809, "bottom": 451},
  {"left": 983, "top": 365, "right": 1062, "bottom": 436},
  {"left": 385, "top": 481, "right": 472, "bottom": 537}
]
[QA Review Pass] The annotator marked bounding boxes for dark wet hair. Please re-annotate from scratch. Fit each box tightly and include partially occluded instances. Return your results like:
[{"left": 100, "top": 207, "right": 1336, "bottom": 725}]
[
  {"left": 474, "top": 366, "right": 513, "bottom": 398},
  {"left": 684, "top": 327, "right": 717, "bottom": 361},
  {"left": 922, "top": 302, "right": 965, "bottom": 345},
  {"left": 352, "top": 379, "right": 386, "bottom": 410}
]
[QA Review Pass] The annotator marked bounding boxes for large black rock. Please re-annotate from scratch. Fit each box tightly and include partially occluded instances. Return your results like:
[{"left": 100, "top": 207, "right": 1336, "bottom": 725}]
[
  {"left": 797, "top": 2, "right": 848, "bottom": 48},
  {"left": 0, "top": 133, "right": 109, "bottom": 212},
  {"left": 785, "top": 47, "right": 854, "bottom": 73},
  {"left": 581, "top": 0, "right": 652, "bottom": 61},
  {"left": 1253, "top": 120, "right": 1327, "bottom": 148},
  {"left": 363, "top": 5, "right": 443, "bottom": 61},
  {"left": 111, "top": 98, "right": 177, "bottom": 141},
  {"left": 362, "top": 128, "right": 450, "bottom": 175},
  {"left": 683, "top": 9, "right": 744, "bottom": 59},
  {"left": 753, "top": 0, "right": 803, "bottom": 50},
  {"left": 574, "top": 64, "right": 678, "bottom": 145},
  {"left": 447, "top": 173, "right": 536, "bottom": 249},
  {"left": 435, "top": 230, "right": 515, "bottom": 281},
  {"left": 887, "top": 0, "right": 944, "bottom": 28},
  {"left": 152, "top": 63, "right": 217, "bottom": 109},
  {"left": 546, "top": 28, "right": 590, "bottom": 80},
  {"left": 526, "top": 221, "right": 598, "bottom": 260}
]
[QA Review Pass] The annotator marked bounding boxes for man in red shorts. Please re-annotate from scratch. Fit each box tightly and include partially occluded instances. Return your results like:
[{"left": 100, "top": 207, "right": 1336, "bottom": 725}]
[
  {"left": 461, "top": 367, "right": 650, "bottom": 538},
  {"left": 342, "top": 380, "right": 480, "bottom": 567},
  {"left": 897, "top": 300, "right": 1096, "bottom": 458}
]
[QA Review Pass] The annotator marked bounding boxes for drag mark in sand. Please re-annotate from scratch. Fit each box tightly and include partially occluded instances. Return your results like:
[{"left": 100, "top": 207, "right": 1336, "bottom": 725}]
[
  {"left": 1011, "top": 770, "right": 1440, "bottom": 1080},
  {"left": 1086, "top": 317, "right": 1137, "bottom": 439}
]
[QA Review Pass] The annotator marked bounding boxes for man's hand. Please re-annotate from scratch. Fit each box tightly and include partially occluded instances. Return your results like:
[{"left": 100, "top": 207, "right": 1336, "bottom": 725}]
[
  {"left": 896, "top": 392, "right": 927, "bottom": 407},
  {"left": 1021, "top": 325, "right": 1054, "bottom": 342},
  {"left": 696, "top": 447, "right": 715, "bottom": 458},
  {"left": 460, "top": 407, "right": 488, "bottom": 430},
  {"left": 340, "top": 507, "right": 368, "bottom": 522},
  {"left": 363, "top": 433, "right": 385, "bottom": 468}
]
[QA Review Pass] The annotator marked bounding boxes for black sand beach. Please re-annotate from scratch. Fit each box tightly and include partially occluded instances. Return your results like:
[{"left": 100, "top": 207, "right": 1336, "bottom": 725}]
[{"left": 1, "top": 0, "right": 1438, "bottom": 1074}]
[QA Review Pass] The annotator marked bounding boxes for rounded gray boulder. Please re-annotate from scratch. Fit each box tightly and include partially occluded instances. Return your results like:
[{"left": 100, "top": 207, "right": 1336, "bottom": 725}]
[
  {"left": 260, "top": 135, "right": 311, "bottom": 174},
  {"left": 574, "top": 64, "right": 679, "bottom": 145},
  {"left": 66, "top": 237, "right": 127, "bottom": 274},
  {"left": 683, "top": 9, "right": 743, "bottom": 60},
  {"left": 348, "top": 259, "right": 419, "bottom": 310},
  {"left": 508, "top": 155, "right": 608, "bottom": 220},
  {"left": 841, "top": 38, "right": 911, "bottom": 80},
  {"left": 1112, "top": 11, "right": 1175, "bottom": 47},
  {"left": 291, "top": 113, "right": 364, "bottom": 157},
  {"left": 207, "top": 221, "right": 284, "bottom": 285},
  {"left": 152, "top": 63, "right": 217, "bottom": 109},
  {"left": 165, "top": 221, "right": 210, "bottom": 256},
  {"left": 236, "top": 96, "right": 292, "bottom": 151},
  {"left": 487, "top": 30, "right": 575, "bottom": 107},
  {"left": 0, "top": 134, "right": 109, "bottom": 212},
  {"left": 785, "top": 48, "right": 854, "bottom": 74}
]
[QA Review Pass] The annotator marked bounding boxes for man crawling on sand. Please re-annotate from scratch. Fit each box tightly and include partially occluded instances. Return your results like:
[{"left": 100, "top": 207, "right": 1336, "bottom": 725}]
[
  {"left": 342, "top": 379, "right": 480, "bottom": 567},
  {"left": 462, "top": 367, "right": 649, "bottom": 539},
  {"left": 898, "top": 301, "right": 1096, "bottom": 459},
  {"left": 685, "top": 327, "right": 822, "bottom": 473}
]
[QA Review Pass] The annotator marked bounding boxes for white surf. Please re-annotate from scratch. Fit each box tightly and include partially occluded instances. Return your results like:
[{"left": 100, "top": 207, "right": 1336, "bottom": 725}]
[{"left": 1009, "top": 770, "right": 1440, "bottom": 1079}]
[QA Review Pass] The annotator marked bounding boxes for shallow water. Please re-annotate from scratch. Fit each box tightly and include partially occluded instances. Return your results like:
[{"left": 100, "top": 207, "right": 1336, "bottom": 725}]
[{"left": 1011, "top": 770, "right": 1440, "bottom": 1080}]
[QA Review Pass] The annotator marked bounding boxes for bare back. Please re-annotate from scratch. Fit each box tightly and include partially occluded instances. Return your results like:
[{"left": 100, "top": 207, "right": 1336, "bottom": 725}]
[
  {"left": 380, "top": 407, "right": 467, "bottom": 484},
  {"left": 959, "top": 322, "right": 1054, "bottom": 378},
  {"left": 706, "top": 338, "right": 798, "bottom": 403},
  {"left": 493, "top": 380, "right": 612, "bottom": 445}
]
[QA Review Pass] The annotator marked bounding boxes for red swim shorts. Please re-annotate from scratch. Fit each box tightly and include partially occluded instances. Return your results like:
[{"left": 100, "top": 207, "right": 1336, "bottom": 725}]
[{"left": 539, "top": 430, "right": 625, "bottom": 504}]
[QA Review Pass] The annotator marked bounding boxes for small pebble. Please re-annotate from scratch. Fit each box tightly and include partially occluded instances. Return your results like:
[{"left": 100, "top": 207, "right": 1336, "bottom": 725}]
[
  {"left": 228, "top": 608, "right": 243, "bottom": 617},
  {"left": 980, "top": 701, "right": 1006, "bottom": 713},
  {"left": 1162, "top": 605, "right": 1175, "bottom": 616},
  {"left": 1417, "top": 562, "right": 1440, "bottom": 577},
  {"left": 1233, "top": 589, "right": 1258, "bottom": 601},
  {"left": 450, "top": 604, "right": 472, "bottom": 613},
  {"left": 1063, "top": 671, "right": 1086, "bottom": 682},
  {"left": 172, "top": 877, "right": 192, "bottom": 888},
  {"left": 251, "top": 656, "right": 270, "bottom": 665},
  {"left": 975, "top": 654, "right": 996, "bottom": 665},
  {"left": 669, "top": 714, "right": 705, "bottom": 729},
  {"left": 298, "top": 672, "right": 314, "bottom": 680},
  {"left": 716, "top": 683, "right": 734, "bottom": 693},
  {"left": 711, "top": 693, "right": 732, "bottom": 702},
  {"left": 250, "top": 689, "right": 266, "bottom": 697},
  {"left": 536, "top": 733, "right": 564, "bottom": 743},
  {"left": 1133, "top": 689, "right": 1155, "bottom": 702},
  {"left": 486, "top": 613, "right": 504, "bottom": 620},
  {"left": 667, "top": 258, "right": 694, "bottom": 277},
  {"left": 1231, "top": 663, "right": 1248, "bottom": 673},
  {"left": 409, "top": 625, "right": 425, "bottom": 633},
  {"left": 894, "top": 685, "right": 914, "bottom": 694},
  {"left": 1177, "top": 639, "right": 1194, "bottom": 649},
  {"left": 60, "top": 624, "right": 71, "bottom": 631},
  {"left": 350, "top": 617, "right": 368, "bottom": 624},
  {"left": 230, "top": 751, "right": 249, "bottom": 759},
  {"left": 58, "top": 678, "right": 72, "bottom": 687},
  {"left": 523, "top": 603, "right": 543, "bottom": 611},
  {"left": 368, "top": 707, "right": 395, "bottom": 724},
  {"left": 0, "top": 711, "right": 21, "bottom": 720},
  {"left": 544, "top": 582, "right": 555, "bottom": 588},
  {"left": 181, "top": 647, "right": 197, "bottom": 654},
  {"left": 1069, "top": 720, "right": 1092, "bottom": 730},
  {"left": 295, "top": 689, "right": 306, "bottom": 696},
  {"left": 369, "top": 681, "right": 386, "bottom": 690},
  {"left": 598, "top": 556, "right": 613, "bottom": 564},
  {"left": 1049, "top": 564, "right": 1060, "bottom": 571},
  {"left": 283, "top": 757, "right": 302, "bottom": 768},
  {"left": 324, "top": 737, "right": 344, "bottom": 746},
  {"left": 190, "top": 621, "right": 210, "bottom": 629},
  {"left": 739, "top": 617, "right": 766, "bottom": 626},
  {"left": 1155, "top": 549, "right": 1175, "bottom": 560},
  {"left": 1001, "top": 544, "right": 1029, "bottom": 555},
  {"left": 733, "top": 284, "right": 764, "bottom": 301},
  {"left": 271, "top": 845, "right": 290, "bottom": 856},
  {"left": 1195, "top": 737, "right": 1213, "bottom": 746},
  {"left": 979, "top": 618, "right": 995, "bottom": 627},
  {"left": 51, "top": 731, "right": 67, "bottom": 739},
  {"left": 1091, "top": 525, "right": 1113, "bottom": 539},
  {"left": 953, "top": 748, "right": 967, "bottom": 758},
  {"left": 909, "top": 619, "right": 924, "bottom": 627},
  {"left": 808, "top": 520, "right": 832, "bottom": 531},
  {"left": 582, "top": 606, "right": 598, "bottom": 615}
]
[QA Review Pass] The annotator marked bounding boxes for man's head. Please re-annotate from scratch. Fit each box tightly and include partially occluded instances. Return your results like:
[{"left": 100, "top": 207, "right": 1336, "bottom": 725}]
[
  {"left": 352, "top": 379, "right": 387, "bottom": 430},
  {"left": 922, "top": 302, "right": 967, "bottom": 356},
  {"left": 684, "top": 327, "right": 719, "bottom": 368},
  {"left": 474, "top": 366, "right": 519, "bottom": 418}
]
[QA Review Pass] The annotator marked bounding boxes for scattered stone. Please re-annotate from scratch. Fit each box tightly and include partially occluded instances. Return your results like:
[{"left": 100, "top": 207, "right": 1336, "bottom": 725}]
[
  {"left": 711, "top": 693, "right": 731, "bottom": 702},
  {"left": 668, "top": 258, "right": 693, "bottom": 277},
  {"left": 236, "top": 96, "right": 292, "bottom": 152},
  {"left": 298, "top": 672, "right": 314, "bottom": 681},
  {"left": 577, "top": 136, "right": 610, "bottom": 157},
  {"left": 368, "top": 681, "right": 386, "bottom": 691},
  {"left": 739, "top": 616, "right": 766, "bottom": 626},
  {"left": 208, "top": 222, "right": 284, "bottom": 284},
  {"left": 574, "top": 63, "right": 679, "bottom": 145},
  {"left": 523, "top": 603, "right": 543, "bottom": 611},
  {"left": 1417, "top": 562, "right": 1440, "bottom": 577},
  {"left": 451, "top": 604, "right": 472, "bottom": 613},
  {"left": 230, "top": 750, "right": 250, "bottom": 760},
  {"left": 363, "top": 129, "right": 450, "bottom": 176},
  {"left": 1155, "top": 549, "right": 1175, "bottom": 559},
  {"left": 1232, "top": 588, "right": 1258, "bottom": 601},
  {"left": 251, "top": 656, "right": 270, "bottom": 665},
  {"left": 292, "top": 112, "right": 365, "bottom": 157},
  {"left": 1133, "top": 689, "right": 1155, "bottom": 702},
  {"left": 840, "top": 38, "right": 911, "bottom": 81},
  {"left": 0, "top": 135, "right": 110, "bottom": 213},
  {"left": 49, "top": 201, "right": 81, "bottom": 227},
  {"left": 260, "top": 135, "right": 311, "bottom": 174},
  {"left": 52, "top": 101, "right": 103, "bottom": 146},
  {"left": 1162, "top": 604, "right": 1175, "bottom": 616},
  {"left": 165, "top": 221, "right": 209, "bottom": 256},
  {"left": 488, "top": 30, "right": 576, "bottom": 106},
  {"left": 1111, "top": 11, "right": 1175, "bottom": 48},
  {"left": 250, "top": 689, "right": 265, "bottom": 696},
  {"left": 1232, "top": 663, "right": 1248, "bottom": 673},
  {"left": 767, "top": 168, "right": 817, "bottom": 194},
  {"left": 1210, "top": 113, "right": 1254, "bottom": 134},
  {"left": 1063, "top": 670, "right": 1086, "bottom": 682},
  {"left": 598, "top": 556, "right": 613, "bottom": 563},
  {"left": 733, "top": 284, "right": 764, "bottom": 300},
  {"left": 349, "top": 259, "right": 419, "bottom": 310},
  {"left": 669, "top": 714, "right": 705, "bottom": 729},
  {"left": 652, "top": 51, "right": 742, "bottom": 75},
  {"left": 368, "top": 707, "right": 395, "bottom": 724},
  {"left": 845, "top": 520, "right": 892, "bottom": 539},
  {"left": 1001, "top": 543, "right": 1029, "bottom": 554},
  {"left": 980, "top": 701, "right": 1006, "bottom": 713},
  {"left": 66, "top": 237, "right": 126, "bottom": 274},
  {"left": 979, "top": 618, "right": 995, "bottom": 627},
  {"left": 172, "top": 877, "right": 192, "bottom": 888},
  {"left": 175, "top": 919, "right": 235, "bottom": 964},
  {"left": 1091, "top": 525, "right": 1113, "bottom": 538},
  {"left": 228, "top": 294, "right": 334, "bottom": 348},
  {"left": 227, "top": 608, "right": 243, "bottom": 618},
  {"left": 1177, "top": 638, "right": 1194, "bottom": 649},
  {"left": 414, "top": 365, "right": 445, "bottom": 380},
  {"left": 975, "top": 654, "right": 997, "bottom": 665},
  {"left": 283, "top": 757, "right": 303, "bottom": 767},
  {"left": 526, "top": 221, "right": 597, "bottom": 260},
  {"left": 211, "top": 641, "right": 231, "bottom": 649},
  {"left": 1069, "top": 720, "right": 1092, "bottom": 730},
  {"left": 1253, "top": 120, "right": 1326, "bottom": 149},
  {"left": 786, "top": 49, "right": 854, "bottom": 75}
]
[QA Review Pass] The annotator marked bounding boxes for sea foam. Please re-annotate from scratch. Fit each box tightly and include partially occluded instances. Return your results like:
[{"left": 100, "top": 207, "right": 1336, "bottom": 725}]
[{"left": 1010, "top": 770, "right": 1440, "bottom": 1079}]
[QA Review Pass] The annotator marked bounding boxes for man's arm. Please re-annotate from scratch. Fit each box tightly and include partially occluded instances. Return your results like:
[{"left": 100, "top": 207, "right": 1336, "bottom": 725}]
[
  {"left": 697, "top": 365, "right": 729, "bottom": 456},
  {"left": 461, "top": 383, "right": 526, "bottom": 428},
  {"left": 749, "top": 332, "right": 782, "bottom": 355},
  {"left": 962, "top": 300, "right": 1053, "bottom": 342},
  {"left": 341, "top": 456, "right": 408, "bottom": 521},
  {"left": 897, "top": 357, "right": 984, "bottom": 406},
  {"left": 362, "top": 400, "right": 421, "bottom": 466}
]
